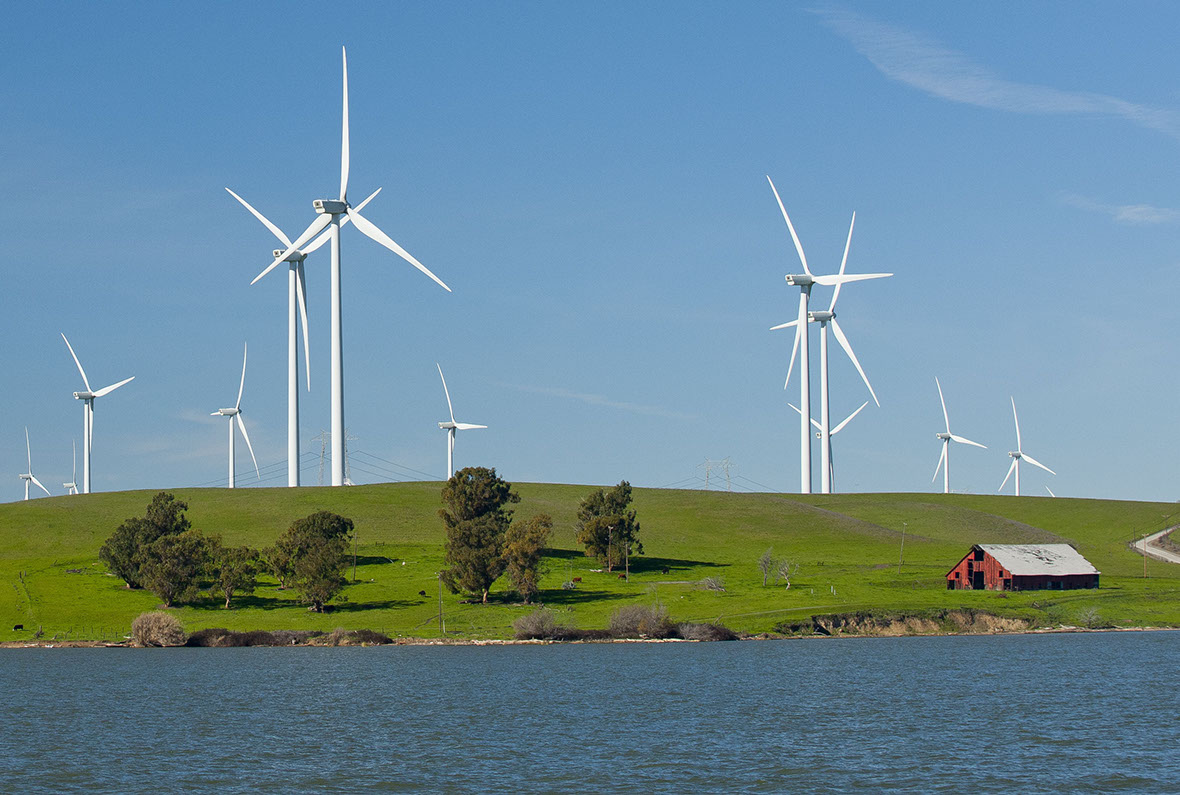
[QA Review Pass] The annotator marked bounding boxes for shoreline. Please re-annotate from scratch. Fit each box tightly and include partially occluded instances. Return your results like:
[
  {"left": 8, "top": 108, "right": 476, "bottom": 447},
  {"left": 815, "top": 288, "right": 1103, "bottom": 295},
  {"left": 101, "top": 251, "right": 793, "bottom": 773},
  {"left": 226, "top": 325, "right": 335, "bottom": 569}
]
[{"left": 3, "top": 624, "right": 1176, "bottom": 649}]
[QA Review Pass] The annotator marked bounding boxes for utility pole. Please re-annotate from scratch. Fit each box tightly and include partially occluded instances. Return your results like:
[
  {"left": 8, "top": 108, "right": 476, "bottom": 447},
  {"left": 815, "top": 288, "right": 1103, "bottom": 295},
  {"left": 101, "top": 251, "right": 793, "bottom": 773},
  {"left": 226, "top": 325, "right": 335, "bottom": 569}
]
[
  {"left": 898, "top": 521, "right": 907, "bottom": 575},
  {"left": 352, "top": 529, "right": 359, "bottom": 583},
  {"left": 437, "top": 572, "right": 445, "bottom": 637}
]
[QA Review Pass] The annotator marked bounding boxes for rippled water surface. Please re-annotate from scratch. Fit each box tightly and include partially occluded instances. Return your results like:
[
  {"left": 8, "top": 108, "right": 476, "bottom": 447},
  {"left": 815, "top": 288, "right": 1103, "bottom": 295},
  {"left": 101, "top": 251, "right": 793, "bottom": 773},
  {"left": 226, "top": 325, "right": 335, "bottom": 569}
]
[{"left": 2, "top": 632, "right": 1177, "bottom": 793}]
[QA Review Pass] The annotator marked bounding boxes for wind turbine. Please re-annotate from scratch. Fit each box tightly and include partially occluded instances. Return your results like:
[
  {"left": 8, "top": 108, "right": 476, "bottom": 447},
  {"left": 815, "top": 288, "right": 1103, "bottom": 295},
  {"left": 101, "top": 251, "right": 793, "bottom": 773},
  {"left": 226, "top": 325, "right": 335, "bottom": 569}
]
[
  {"left": 63, "top": 440, "right": 78, "bottom": 495},
  {"left": 765, "top": 186, "right": 891, "bottom": 495},
  {"left": 212, "top": 343, "right": 260, "bottom": 489},
  {"left": 790, "top": 401, "right": 869, "bottom": 493},
  {"left": 999, "top": 397, "right": 1055, "bottom": 496},
  {"left": 251, "top": 46, "right": 451, "bottom": 487},
  {"left": 436, "top": 363, "right": 487, "bottom": 478},
  {"left": 61, "top": 333, "right": 134, "bottom": 494},
  {"left": 227, "top": 187, "right": 381, "bottom": 487},
  {"left": 19, "top": 429, "right": 50, "bottom": 500},
  {"left": 931, "top": 377, "right": 987, "bottom": 494}
]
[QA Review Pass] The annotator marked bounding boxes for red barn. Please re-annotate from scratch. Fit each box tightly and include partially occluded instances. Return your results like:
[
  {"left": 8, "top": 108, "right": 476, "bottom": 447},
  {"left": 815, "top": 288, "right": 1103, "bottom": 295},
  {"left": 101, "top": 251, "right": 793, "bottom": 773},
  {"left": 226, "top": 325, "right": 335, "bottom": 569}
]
[{"left": 946, "top": 544, "right": 1099, "bottom": 591}]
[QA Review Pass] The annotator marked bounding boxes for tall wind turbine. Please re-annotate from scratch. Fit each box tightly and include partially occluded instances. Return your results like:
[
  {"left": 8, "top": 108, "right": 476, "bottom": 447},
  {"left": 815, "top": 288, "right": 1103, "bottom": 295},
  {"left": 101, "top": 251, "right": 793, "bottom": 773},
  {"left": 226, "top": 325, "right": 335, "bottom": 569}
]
[
  {"left": 932, "top": 377, "right": 987, "bottom": 494},
  {"left": 63, "top": 440, "right": 78, "bottom": 495},
  {"left": 227, "top": 187, "right": 381, "bottom": 487},
  {"left": 769, "top": 187, "right": 887, "bottom": 493},
  {"left": 436, "top": 363, "right": 487, "bottom": 478},
  {"left": 251, "top": 46, "right": 451, "bottom": 487},
  {"left": 212, "top": 343, "right": 260, "bottom": 489},
  {"left": 999, "top": 397, "right": 1055, "bottom": 496},
  {"left": 61, "top": 333, "right": 134, "bottom": 494},
  {"left": 19, "top": 429, "right": 51, "bottom": 500},
  {"left": 790, "top": 401, "right": 869, "bottom": 493}
]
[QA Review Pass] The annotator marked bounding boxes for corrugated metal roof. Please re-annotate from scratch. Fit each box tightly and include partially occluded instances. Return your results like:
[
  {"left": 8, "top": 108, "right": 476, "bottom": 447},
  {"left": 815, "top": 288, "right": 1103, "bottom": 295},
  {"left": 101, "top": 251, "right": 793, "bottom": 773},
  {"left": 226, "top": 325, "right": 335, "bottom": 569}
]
[{"left": 979, "top": 544, "right": 1099, "bottom": 576}]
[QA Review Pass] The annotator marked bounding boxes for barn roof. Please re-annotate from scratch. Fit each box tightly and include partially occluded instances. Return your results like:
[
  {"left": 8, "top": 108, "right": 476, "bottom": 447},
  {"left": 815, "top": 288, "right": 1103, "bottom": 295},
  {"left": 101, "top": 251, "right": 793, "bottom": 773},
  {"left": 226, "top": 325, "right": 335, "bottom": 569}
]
[{"left": 978, "top": 544, "right": 1099, "bottom": 576}]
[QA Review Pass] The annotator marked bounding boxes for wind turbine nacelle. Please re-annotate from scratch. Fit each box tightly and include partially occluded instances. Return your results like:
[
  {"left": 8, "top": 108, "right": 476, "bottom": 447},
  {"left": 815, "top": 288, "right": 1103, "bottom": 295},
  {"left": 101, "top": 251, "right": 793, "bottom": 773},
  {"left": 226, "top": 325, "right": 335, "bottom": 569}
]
[
  {"left": 936, "top": 433, "right": 951, "bottom": 440},
  {"left": 439, "top": 421, "right": 457, "bottom": 430},
  {"left": 809, "top": 311, "right": 834, "bottom": 322},
  {"left": 216, "top": 408, "right": 239, "bottom": 417},
  {"left": 73, "top": 391, "right": 94, "bottom": 400},
  {"left": 785, "top": 274, "right": 814, "bottom": 287},
  {"left": 313, "top": 199, "right": 348, "bottom": 215},
  {"left": 274, "top": 249, "right": 307, "bottom": 262}
]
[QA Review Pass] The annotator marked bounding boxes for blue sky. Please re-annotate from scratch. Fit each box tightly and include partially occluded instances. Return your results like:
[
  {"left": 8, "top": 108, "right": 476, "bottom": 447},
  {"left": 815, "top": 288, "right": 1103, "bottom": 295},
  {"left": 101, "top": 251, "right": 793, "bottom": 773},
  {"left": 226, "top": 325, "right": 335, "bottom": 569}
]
[{"left": 4, "top": 2, "right": 1180, "bottom": 502}]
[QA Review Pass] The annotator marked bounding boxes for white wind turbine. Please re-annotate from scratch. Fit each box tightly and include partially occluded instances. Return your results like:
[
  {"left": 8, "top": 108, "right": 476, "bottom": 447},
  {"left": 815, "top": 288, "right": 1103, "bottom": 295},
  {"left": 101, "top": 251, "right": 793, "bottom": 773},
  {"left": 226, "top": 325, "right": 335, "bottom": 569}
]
[
  {"left": 19, "top": 428, "right": 51, "bottom": 500},
  {"left": 63, "top": 440, "right": 78, "bottom": 495},
  {"left": 61, "top": 333, "right": 134, "bottom": 494},
  {"left": 999, "top": 397, "right": 1055, "bottom": 496},
  {"left": 436, "top": 363, "right": 487, "bottom": 478},
  {"left": 790, "top": 401, "right": 869, "bottom": 493},
  {"left": 212, "top": 343, "right": 260, "bottom": 489},
  {"left": 227, "top": 186, "right": 381, "bottom": 487},
  {"left": 766, "top": 186, "right": 891, "bottom": 495},
  {"left": 251, "top": 46, "right": 451, "bottom": 487},
  {"left": 932, "top": 377, "right": 987, "bottom": 494}
]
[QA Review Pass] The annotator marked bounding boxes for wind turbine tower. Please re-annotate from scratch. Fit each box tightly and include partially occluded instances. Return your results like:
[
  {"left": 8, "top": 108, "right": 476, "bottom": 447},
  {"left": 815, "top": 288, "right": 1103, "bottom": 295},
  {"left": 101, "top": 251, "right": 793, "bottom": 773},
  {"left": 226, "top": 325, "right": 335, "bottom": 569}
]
[
  {"left": 999, "top": 397, "right": 1055, "bottom": 496},
  {"left": 931, "top": 377, "right": 987, "bottom": 494},
  {"left": 19, "top": 428, "right": 51, "bottom": 500},
  {"left": 252, "top": 47, "right": 451, "bottom": 487},
  {"left": 436, "top": 364, "right": 487, "bottom": 478},
  {"left": 61, "top": 333, "right": 134, "bottom": 494},
  {"left": 212, "top": 343, "right": 260, "bottom": 489}
]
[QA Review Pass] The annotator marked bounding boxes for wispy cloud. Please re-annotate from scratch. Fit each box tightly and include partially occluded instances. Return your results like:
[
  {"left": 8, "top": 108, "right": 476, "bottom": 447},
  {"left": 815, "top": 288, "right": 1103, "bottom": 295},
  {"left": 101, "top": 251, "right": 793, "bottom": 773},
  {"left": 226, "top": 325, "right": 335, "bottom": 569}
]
[
  {"left": 504, "top": 383, "right": 697, "bottom": 421},
  {"left": 1059, "top": 192, "right": 1180, "bottom": 225},
  {"left": 815, "top": 6, "right": 1180, "bottom": 140}
]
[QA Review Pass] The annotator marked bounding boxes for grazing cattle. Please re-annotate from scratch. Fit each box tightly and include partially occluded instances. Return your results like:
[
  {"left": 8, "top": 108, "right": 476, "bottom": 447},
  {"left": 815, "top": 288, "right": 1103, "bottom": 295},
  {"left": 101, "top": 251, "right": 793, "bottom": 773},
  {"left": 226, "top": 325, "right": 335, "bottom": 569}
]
[
  {"left": 618, "top": 573, "right": 627, "bottom": 579},
  {"left": 572, "top": 577, "right": 582, "bottom": 583},
  {"left": 661, "top": 567, "right": 670, "bottom": 575},
  {"left": 418, "top": 590, "right": 427, "bottom": 597},
  {"left": 13, "top": 624, "right": 23, "bottom": 631}
]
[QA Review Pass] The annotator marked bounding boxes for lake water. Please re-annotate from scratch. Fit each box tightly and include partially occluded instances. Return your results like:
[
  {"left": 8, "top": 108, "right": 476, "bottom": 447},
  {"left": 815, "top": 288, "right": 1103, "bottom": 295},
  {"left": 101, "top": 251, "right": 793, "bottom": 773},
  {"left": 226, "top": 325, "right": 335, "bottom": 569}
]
[{"left": 1, "top": 632, "right": 1176, "bottom": 793}]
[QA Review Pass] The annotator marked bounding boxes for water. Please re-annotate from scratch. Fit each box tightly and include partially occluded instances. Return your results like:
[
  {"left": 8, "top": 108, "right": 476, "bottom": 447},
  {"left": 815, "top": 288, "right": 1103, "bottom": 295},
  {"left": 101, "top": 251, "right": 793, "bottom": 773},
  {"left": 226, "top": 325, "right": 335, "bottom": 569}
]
[{"left": 1, "top": 632, "right": 1176, "bottom": 793}]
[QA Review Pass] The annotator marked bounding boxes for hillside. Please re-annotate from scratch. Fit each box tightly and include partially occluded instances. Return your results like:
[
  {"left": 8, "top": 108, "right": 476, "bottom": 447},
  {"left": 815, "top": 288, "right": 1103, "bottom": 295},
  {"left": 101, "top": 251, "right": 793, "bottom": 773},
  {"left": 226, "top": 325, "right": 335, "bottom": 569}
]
[{"left": 2, "top": 484, "right": 1178, "bottom": 641}]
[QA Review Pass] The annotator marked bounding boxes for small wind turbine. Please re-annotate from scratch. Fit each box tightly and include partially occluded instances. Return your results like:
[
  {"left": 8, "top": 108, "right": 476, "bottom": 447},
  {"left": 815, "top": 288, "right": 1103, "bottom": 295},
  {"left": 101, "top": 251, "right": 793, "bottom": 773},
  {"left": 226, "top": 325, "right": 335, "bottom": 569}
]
[
  {"left": 61, "top": 333, "right": 134, "bottom": 494},
  {"left": 250, "top": 46, "right": 451, "bottom": 487},
  {"left": 19, "top": 428, "right": 50, "bottom": 500},
  {"left": 63, "top": 440, "right": 78, "bottom": 495},
  {"left": 932, "top": 377, "right": 987, "bottom": 494},
  {"left": 436, "top": 364, "right": 486, "bottom": 478},
  {"left": 790, "top": 401, "right": 869, "bottom": 493},
  {"left": 212, "top": 343, "right": 260, "bottom": 488},
  {"left": 999, "top": 397, "right": 1055, "bottom": 496}
]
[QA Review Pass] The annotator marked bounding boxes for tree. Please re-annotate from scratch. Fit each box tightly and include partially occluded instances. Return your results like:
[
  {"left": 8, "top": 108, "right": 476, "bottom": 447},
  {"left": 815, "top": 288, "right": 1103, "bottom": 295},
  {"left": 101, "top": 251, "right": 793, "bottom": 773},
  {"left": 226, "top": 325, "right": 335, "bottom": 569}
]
[
  {"left": 99, "top": 492, "right": 193, "bottom": 588},
  {"left": 208, "top": 540, "right": 259, "bottom": 609},
  {"left": 140, "top": 530, "right": 209, "bottom": 607},
  {"left": 758, "top": 548, "right": 776, "bottom": 587},
  {"left": 274, "top": 511, "right": 354, "bottom": 612},
  {"left": 439, "top": 467, "right": 520, "bottom": 603},
  {"left": 575, "top": 481, "right": 642, "bottom": 571},
  {"left": 503, "top": 513, "right": 552, "bottom": 603}
]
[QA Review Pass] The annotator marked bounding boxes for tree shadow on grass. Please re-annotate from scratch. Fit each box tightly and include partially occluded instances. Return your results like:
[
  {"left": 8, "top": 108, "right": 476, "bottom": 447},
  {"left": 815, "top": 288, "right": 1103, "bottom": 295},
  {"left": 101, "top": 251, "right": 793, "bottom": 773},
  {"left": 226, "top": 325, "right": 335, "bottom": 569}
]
[
  {"left": 328, "top": 598, "right": 420, "bottom": 613},
  {"left": 533, "top": 588, "right": 637, "bottom": 608},
  {"left": 545, "top": 548, "right": 725, "bottom": 576},
  {"left": 351, "top": 554, "right": 398, "bottom": 567}
]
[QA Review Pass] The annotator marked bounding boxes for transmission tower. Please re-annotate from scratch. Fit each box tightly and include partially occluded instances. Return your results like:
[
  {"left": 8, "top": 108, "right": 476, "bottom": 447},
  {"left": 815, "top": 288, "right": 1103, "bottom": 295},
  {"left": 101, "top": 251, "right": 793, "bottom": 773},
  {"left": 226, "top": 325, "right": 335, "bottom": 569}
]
[
  {"left": 313, "top": 429, "right": 359, "bottom": 485},
  {"left": 698, "top": 457, "right": 733, "bottom": 491}
]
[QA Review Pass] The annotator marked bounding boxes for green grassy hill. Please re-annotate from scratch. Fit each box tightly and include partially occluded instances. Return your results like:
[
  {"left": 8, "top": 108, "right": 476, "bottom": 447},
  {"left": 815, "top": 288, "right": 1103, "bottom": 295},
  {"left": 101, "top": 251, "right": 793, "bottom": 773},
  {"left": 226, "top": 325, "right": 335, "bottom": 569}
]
[{"left": 3, "top": 484, "right": 1178, "bottom": 641}]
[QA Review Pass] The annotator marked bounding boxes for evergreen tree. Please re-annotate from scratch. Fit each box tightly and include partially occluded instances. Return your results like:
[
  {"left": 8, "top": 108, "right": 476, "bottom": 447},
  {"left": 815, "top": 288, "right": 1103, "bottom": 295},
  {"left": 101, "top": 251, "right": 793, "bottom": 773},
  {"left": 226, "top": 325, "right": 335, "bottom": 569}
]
[
  {"left": 99, "top": 492, "right": 192, "bottom": 588},
  {"left": 575, "top": 481, "right": 642, "bottom": 571},
  {"left": 439, "top": 467, "right": 520, "bottom": 603},
  {"left": 503, "top": 513, "right": 552, "bottom": 603}
]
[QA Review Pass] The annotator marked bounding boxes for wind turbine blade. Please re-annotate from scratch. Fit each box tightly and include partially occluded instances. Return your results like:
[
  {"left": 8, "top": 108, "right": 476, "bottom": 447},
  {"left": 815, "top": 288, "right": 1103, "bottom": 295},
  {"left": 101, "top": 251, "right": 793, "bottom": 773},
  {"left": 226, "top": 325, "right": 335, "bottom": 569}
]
[
  {"left": 784, "top": 323, "right": 801, "bottom": 389},
  {"left": 251, "top": 213, "right": 333, "bottom": 285},
  {"left": 340, "top": 46, "right": 349, "bottom": 203},
  {"left": 297, "top": 261, "right": 311, "bottom": 390},
  {"left": 93, "top": 376, "right": 134, "bottom": 398},
  {"left": 72, "top": 439, "right": 76, "bottom": 481},
  {"left": 949, "top": 434, "right": 987, "bottom": 449},
  {"left": 830, "top": 318, "right": 879, "bottom": 407},
  {"left": 1045, "top": 486, "right": 1056, "bottom": 498},
  {"left": 236, "top": 414, "right": 260, "bottom": 480},
  {"left": 60, "top": 333, "right": 92, "bottom": 392},
  {"left": 829, "top": 211, "right": 855, "bottom": 312},
  {"left": 765, "top": 175, "right": 810, "bottom": 276},
  {"left": 1020, "top": 453, "right": 1056, "bottom": 476},
  {"left": 455, "top": 423, "right": 487, "bottom": 431},
  {"left": 811, "top": 272, "right": 892, "bottom": 287},
  {"left": 347, "top": 207, "right": 451, "bottom": 292},
  {"left": 936, "top": 377, "right": 950, "bottom": 433},
  {"left": 306, "top": 187, "right": 381, "bottom": 253},
  {"left": 225, "top": 188, "right": 292, "bottom": 247},
  {"left": 786, "top": 403, "right": 821, "bottom": 432},
  {"left": 769, "top": 319, "right": 799, "bottom": 331},
  {"left": 30, "top": 474, "right": 50, "bottom": 497},
  {"left": 932, "top": 443, "right": 946, "bottom": 483},
  {"left": 999, "top": 458, "right": 1017, "bottom": 492},
  {"left": 235, "top": 343, "right": 248, "bottom": 411},
  {"left": 1011, "top": 397, "right": 1022, "bottom": 450},
  {"left": 25, "top": 427, "right": 31, "bottom": 470},
  {"left": 832, "top": 401, "right": 869, "bottom": 435},
  {"left": 437, "top": 363, "right": 456, "bottom": 423}
]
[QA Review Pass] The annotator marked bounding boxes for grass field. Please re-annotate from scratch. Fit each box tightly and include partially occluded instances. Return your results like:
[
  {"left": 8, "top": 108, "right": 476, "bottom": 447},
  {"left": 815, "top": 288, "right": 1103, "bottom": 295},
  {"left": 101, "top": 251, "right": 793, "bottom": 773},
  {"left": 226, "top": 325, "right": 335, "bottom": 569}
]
[{"left": 2, "top": 483, "right": 1178, "bottom": 641}]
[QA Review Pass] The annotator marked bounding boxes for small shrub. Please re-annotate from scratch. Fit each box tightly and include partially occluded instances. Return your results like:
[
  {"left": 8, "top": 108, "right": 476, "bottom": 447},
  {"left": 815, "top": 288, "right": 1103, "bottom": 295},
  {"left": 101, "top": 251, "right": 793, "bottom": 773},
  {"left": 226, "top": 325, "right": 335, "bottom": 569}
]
[
  {"left": 131, "top": 611, "right": 185, "bottom": 647},
  {"left": 271, "top": 630, "right": 324, "bottom": 646},
  {"left": 513, "top": 607, "right": 559, "bottom": 639},
  {"left": 185, "top": 628, "right": 230, "bottom": 647},
  {"left": 677, "top": 622, "right": 738, "bottom": 641},
  {"left": 315, "top": 628, "right": 393, "bottom": 646},
  {"left": 700, "top": 576, "right": 726, "bottom": 592},
  {"left": 609, "top": 603, "right": 674, "bottom": 639}
]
